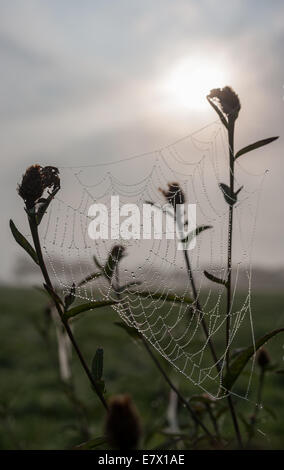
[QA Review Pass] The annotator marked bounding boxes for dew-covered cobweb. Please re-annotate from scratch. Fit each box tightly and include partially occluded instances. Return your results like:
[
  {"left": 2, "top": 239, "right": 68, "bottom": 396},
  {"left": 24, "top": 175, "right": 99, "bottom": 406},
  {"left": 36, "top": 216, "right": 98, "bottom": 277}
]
[{"left": 38, "top": 120, "right": 267, "bottom": 400}]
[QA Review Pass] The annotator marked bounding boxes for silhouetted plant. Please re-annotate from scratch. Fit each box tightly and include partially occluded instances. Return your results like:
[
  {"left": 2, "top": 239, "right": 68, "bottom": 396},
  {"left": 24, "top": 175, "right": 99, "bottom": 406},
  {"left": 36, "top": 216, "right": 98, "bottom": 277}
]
[
  {"left": 10, "top": 87, "right": 282, "bottom": 450},
  {"left": 145, "top": 86, "right": 280, "bottom": 449},
  {"left": 11, "top": 165, "right": 115, "bottom": 411}
]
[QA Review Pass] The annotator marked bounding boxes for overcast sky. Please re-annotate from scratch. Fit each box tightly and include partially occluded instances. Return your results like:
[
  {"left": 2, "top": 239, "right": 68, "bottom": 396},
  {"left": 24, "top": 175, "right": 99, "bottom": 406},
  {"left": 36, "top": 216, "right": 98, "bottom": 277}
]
[{"left": 1, "top": 0, "right": 283, "bottom": 281}]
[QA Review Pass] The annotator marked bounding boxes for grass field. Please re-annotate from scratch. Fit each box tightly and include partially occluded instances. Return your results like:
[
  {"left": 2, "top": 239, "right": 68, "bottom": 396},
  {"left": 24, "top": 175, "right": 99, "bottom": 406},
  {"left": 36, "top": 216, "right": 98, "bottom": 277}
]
[{"left": 0, "top": 286, "right": 284, "bottom": 450}]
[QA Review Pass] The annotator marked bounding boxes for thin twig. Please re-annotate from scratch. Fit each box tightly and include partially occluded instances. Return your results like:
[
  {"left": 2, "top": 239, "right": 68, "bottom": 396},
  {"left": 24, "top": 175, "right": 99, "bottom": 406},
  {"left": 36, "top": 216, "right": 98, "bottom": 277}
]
[
  {"left": 224, "top": 118, "right": 243, "bottom": 448},
  {"left": 226, "top": 120, "right": 235, "bottom": 370}
]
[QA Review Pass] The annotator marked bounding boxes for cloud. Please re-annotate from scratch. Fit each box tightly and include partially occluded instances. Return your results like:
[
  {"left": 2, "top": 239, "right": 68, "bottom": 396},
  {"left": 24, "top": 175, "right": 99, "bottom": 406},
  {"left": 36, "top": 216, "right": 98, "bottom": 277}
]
[{"left": 0, "top": 0, "right": 283, "bottom": 279}]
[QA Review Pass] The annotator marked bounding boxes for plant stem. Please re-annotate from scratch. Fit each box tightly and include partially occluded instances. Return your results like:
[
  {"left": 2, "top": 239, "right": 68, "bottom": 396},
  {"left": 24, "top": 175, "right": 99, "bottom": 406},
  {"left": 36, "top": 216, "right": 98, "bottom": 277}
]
[
  {"left": 183, "top": 217, "right": 243, "bottom": 447},
  {"left": 224, "top": 118, "right": 243, "bottom": 448},
  {"left": 226, "top": 119, "right": 235, "bottom": 370},
  {"left": 28, "top": 213, "right": 108, "bottom": 411}
]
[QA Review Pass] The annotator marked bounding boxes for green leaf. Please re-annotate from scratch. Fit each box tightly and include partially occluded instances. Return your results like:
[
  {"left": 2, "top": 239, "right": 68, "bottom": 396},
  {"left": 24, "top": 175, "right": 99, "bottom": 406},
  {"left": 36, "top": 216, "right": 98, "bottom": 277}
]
[
  {"left": 132, "top": 291, "right": 193, "bottom": 304},
  {"left": 223, "top": 328, "right": 284, "bottom": 391},
  {"left": 219, "top": 183, "right": 243, "bottom": 206},
  {"left": 235, "top": 137, "right": 279, "bottom": 160},
  {"left": 204, "top": 270, "right": 227, "bottom": 287},
  {"left": 92, "top": 379, "right": 105, "bottom": 395},
  {"left": 92, "top": 348, "right": 104, "bottom": 381},
  {"left": 114, "top": 321, "right": 142, "bottom": 340},
  {"left": 219, "top": 183, "right": 236, "bottom": 205},
  {"left": 206, "top": 96, "right": 228, "bottom": 129},
  {"left": 63, "top": 300, "right": 117, "bottom": 320},
  {"left": 9, "top": 219, "right": 39, "bottom": 265},
  {"left": 235, "top": 185, "right": 243, "bottom": 197},
  {"left": 64, "top": 283, "right": 76, "bottom": 309},
  {"left": 74, "top": 436, "right": 108, "bottom": 450},
  {"left": 181, "top": 225, "right": 212, "bottom": 245},
  {"left": 78, "top": 271, "right": 101, "bottom": 287}
]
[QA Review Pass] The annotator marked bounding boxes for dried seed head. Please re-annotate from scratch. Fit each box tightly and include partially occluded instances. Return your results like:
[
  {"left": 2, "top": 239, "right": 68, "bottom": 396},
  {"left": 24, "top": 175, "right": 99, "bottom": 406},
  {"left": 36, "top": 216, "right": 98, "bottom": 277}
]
[
  {"left": 41, "top": 166, "right": 60, "bottom": 192},
  {"left": 105, "top": 394, "right": 142, "bottom": 450},
  {"left": 18, "top": 165, "right": 44, "bottom": 208},
  {"left": 18, "top": 165, "right": 60, "bottom": 208},
  {"left": 208, "top": 86, "right": 241, "bottom": 120},
  {"left": 257, "top": 348, "right": 270, "bottom": 369},
  {"left": 159, "top": 182, "right": 185, "bottom": 211}
]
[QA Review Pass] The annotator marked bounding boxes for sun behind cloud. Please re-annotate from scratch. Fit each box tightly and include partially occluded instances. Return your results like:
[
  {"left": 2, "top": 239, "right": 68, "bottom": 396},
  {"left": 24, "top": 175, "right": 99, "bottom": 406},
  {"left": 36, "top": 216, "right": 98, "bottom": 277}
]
[{"left": 162, "top": 56, "right": 230, "bottom": 112}]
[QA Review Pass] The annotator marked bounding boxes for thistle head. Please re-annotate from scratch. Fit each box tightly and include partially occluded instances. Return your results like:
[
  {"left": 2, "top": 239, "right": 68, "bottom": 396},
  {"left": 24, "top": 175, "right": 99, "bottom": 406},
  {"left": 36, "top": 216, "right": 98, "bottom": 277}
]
[
  {"left": 18, "top": 164, "right": 60, "bottom": 209},
  {"left": 257, "top": 348, "right": 270, "bottom": 370},
  {"left": 159, "top": 182, "right": 185, "bottom": 211},
  {"left": 18, "top": 165, "right": 44, "bottom": 209},
  {"left": 207, "top": 86, "right": 241, "bottom": 122},
  {"left": 105, "top": 394, "right": 142, "bottom": 450},
  {"left": 41, "top": 166, "right": 60, "bottom": 192}
]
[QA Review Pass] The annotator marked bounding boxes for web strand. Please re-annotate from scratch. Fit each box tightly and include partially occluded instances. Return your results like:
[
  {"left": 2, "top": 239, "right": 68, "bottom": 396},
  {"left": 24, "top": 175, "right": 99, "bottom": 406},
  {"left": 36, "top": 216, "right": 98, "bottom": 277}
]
[{"left": 39, "top": 120, "right": 267, "bottom": 400}]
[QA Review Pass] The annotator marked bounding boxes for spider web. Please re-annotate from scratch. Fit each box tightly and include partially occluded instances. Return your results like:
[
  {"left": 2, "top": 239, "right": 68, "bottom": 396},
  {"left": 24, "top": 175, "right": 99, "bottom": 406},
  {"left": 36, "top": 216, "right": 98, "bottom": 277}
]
[{"left": 39, "top": 120, "right": 267, "bottom": 399}]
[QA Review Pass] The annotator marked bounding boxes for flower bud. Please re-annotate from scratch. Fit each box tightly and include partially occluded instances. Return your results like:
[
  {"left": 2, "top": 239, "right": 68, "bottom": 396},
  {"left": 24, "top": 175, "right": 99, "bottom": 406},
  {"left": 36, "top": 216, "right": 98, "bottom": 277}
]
[
  {"left": 159, "top": 182, "right": 185, "bottom": 211},
  {"left": 41, "top": 166, "right": 60, "bottom": 192},
  {"left": 18, "top": 165, "right": 44, "bottom": 208},
  {"left": 18, "top": 164, "right": 60, "bottom": 208},
  {"left": 207, "top": 86, "right": 241, "bottom": 121},
  {"left": 257, "top": 348, "right": 270, "bottom": 369},
  {"left": 105, "top": 394, "right": 142, "bottom": 449}
]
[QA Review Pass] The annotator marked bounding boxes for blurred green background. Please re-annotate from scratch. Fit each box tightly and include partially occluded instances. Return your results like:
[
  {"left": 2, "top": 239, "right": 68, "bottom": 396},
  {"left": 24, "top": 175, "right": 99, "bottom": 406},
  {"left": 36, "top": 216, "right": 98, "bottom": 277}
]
[{"left": 1, "top": 286, "right": 284, "bottom": 450}]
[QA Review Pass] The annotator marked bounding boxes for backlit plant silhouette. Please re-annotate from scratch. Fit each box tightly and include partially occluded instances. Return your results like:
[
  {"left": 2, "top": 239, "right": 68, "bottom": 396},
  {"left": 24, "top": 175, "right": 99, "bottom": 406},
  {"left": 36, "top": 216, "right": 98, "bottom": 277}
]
[{"left": 10, "top": 87, "right": 282, "bottom": 450}]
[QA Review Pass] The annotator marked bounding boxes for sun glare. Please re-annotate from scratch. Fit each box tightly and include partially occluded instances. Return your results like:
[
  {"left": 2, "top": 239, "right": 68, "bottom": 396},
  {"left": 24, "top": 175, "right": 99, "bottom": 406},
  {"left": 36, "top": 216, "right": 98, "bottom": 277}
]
[{"left": 163, "top": 56, "right": 230, "bottom": 111}]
